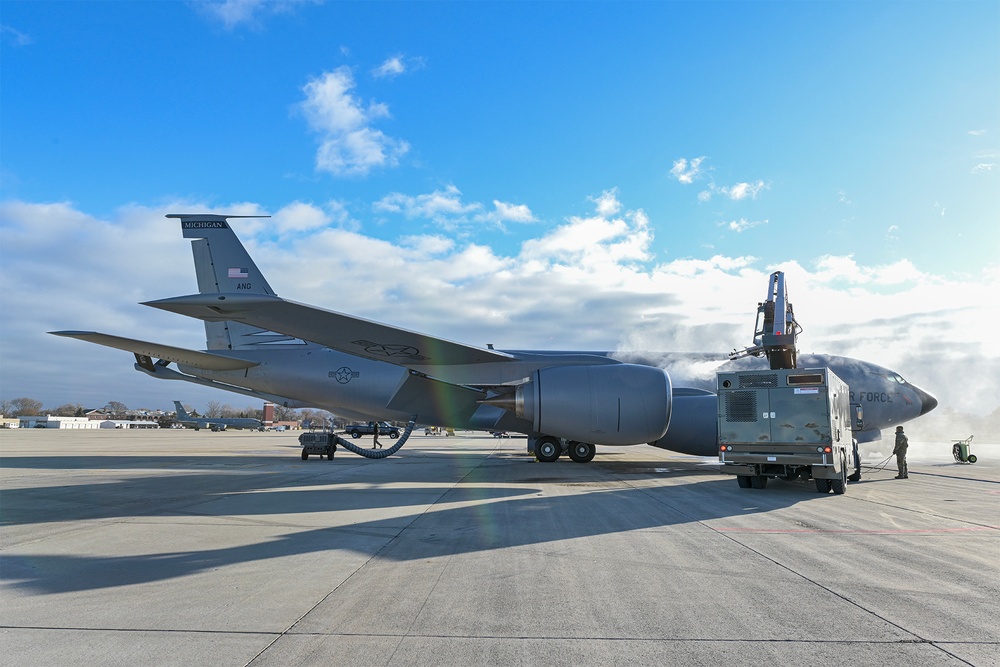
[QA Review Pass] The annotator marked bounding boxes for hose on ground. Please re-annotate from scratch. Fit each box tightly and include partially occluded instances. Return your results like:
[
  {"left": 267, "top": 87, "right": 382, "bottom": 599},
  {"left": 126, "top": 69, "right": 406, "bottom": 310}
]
[
  {"left": 862, "top": 454, "right": 895, "bottom": 472},
  {"left": 333, "top": 416, "right": 418, "bottom": 459}
]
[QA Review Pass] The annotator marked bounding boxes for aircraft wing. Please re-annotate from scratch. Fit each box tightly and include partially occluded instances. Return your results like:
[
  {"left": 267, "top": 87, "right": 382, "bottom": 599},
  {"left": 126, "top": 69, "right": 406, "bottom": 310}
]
[
  {"left": 49, "top": 331, "right": 260, "bottom": 371},
  {"left": 142, "top": 293, "right": 517, "bottom": 367}
]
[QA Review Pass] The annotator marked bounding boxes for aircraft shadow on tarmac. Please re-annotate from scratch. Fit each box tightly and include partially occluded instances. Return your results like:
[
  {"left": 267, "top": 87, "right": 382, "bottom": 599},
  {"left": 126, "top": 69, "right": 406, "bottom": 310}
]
[{"left": 1, "top": 451, "right": 819, "bottom": 595}]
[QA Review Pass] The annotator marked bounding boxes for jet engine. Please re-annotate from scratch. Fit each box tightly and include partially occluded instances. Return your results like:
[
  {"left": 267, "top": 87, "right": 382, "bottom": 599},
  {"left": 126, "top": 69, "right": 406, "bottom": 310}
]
[{"left": 486, "top": 364, "right": 672, "bottom": 445}]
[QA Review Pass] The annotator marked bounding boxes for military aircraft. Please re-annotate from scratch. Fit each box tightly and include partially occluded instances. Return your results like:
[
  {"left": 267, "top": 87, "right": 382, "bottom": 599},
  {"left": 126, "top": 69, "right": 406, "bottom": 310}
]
[
  {"left": 171, "top": 400, "right": 262, "bottom": 431},
  {"left": 51, "top": 214, "right": 937, "bottom": 462}
]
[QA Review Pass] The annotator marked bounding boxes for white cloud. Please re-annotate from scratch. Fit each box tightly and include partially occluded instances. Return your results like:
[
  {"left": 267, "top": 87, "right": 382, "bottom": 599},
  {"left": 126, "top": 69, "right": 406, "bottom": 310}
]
[
  {"left": 670, "top": 157, "right": 706, "bottom": 184},
  {"left": 198, "top": 0, "right": 317, "bottom": 30},
  {"left": 698, "top": 179, "right": 769, "bottom": 202},
  {"left": 2, "top": 199, "right": 997, "bottom": 419},
  {"left": 722, "top": 180, "right": 767, "bottom": 200},
  {"left": 1, "top": 24, "right": 32, "bottom": 47},
  {"left": 591, "top": 189, "right": 622, "bottom": 217},
  {"left": 492, "top": 201, "right": 535, "bottom": 224},
  {"left": 672, "top": 156, "right": 768, "bottom": 202},
  {"left": 371, "top": 55, "right": 424, "bottom": 79},
  {"left": 374, "top": 56, "right": 406, "bottom": 78},
  {"left": 298, "top": 67, "right": 410, "bottom": 177},
  {"left": 374, "top": 185, "right": 535, "bottom": 230},
  {"left": 724, "top": 218, "right": 766, "bottom": 233},
  {"left": 971, "top": 163, "right": 996, "bottom": 174}
]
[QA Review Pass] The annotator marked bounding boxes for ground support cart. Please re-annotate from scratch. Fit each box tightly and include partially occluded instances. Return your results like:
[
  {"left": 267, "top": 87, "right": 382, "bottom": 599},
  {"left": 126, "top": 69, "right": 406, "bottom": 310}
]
[{"left": 952, "top": 436, "right": 977, "bottom": 463}]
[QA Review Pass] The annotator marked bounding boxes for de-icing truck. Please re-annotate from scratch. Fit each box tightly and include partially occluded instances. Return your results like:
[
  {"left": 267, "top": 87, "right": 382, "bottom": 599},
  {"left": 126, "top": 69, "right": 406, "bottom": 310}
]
[
  {"left": 720, "top": 272, "right": 861, "bottom": 494},
  {"left": 717, "top": 367, "right": 860, "bottom": 494}
]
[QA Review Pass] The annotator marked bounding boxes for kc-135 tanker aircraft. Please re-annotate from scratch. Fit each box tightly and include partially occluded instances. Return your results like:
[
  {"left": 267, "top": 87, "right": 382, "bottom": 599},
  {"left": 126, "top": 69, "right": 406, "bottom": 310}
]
[{"left": 52, "top": 214, "right": 937, "bottom": 463}]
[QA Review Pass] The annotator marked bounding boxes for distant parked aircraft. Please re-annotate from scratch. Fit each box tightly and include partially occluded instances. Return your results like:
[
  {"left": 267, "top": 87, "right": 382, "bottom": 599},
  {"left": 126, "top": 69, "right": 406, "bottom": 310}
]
[{"left": 172, "top": 401, "right": 261, "bottom": 431}]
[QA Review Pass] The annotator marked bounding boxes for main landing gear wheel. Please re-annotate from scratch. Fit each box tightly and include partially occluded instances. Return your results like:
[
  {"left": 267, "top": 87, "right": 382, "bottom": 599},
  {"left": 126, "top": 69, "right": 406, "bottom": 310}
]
[
  {"left": 534, "top": 436, "right": 561, "bottom": 463},
  {"left": 848, "top": 441, "right": 862, "bottom": 482},
  {"left": 567, "top": 441, "right": 596, "bottom": 463}
]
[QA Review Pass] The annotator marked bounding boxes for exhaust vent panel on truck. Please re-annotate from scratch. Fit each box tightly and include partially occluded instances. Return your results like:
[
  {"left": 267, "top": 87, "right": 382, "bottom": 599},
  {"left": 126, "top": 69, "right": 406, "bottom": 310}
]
[{"left": 725, "top": 390, "right": 758, "bottom": 423}]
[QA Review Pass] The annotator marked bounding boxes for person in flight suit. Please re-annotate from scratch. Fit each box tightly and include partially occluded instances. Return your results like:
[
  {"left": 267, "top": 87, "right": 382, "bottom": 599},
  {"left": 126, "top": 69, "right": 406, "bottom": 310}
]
[
  {"left": 893, "top": 425, "right": 909, "bottom": 479},
  {"left": 372, "top": 421, "right": 381, "bottom": 449}
]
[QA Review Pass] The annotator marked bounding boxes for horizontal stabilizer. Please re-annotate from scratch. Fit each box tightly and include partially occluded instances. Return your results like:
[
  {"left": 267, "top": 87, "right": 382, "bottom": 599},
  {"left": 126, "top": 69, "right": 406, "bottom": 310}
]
[
  {"left": 142, "top": 293, "right": 516, "bottom": 367},
  {"left": 49, "top": 331, "right": 260, "bottom": 371}
]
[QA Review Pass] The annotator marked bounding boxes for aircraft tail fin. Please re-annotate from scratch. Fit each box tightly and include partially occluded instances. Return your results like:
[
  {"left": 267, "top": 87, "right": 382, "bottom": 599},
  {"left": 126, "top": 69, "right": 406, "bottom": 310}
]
[
  {"left": 168, "top": 214, "right": 308, "bottom": 351},
  {"left": 173, "top": 401, "right": 191, "bottom": 419}
]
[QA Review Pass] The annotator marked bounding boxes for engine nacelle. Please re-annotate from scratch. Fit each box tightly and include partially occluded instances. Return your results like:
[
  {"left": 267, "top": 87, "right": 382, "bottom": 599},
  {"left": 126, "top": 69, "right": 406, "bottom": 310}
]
[{"left": 511, "top": 364, "right": 672, "bottom": 445}]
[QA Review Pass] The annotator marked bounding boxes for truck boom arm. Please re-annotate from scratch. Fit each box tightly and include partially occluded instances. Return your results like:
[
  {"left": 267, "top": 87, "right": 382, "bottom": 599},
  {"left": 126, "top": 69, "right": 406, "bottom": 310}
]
[{"left": 729, "top": 271, "right": 802, "bottom": 369}]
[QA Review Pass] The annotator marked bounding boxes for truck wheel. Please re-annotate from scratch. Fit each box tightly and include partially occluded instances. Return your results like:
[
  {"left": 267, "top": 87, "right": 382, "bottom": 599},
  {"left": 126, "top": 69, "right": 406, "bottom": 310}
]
[
  {"left": 750, "top": 475, "right": 768, "bottom": 489},
  {"left": 737, "top": 475, "right": 752, "bottom": 488},
  {"left": 351, "top": 430, "right": 361, "bottom": 438},
  {"left": 831, "top": 454, "right": 848, "bottom": 494},
  {"left": 390, "top": 431, "right": 399, "bottom": 439},
  {"left": 815, "top": 478, "right": 831, "bottom": 493},
  {"left": 301, "top": 449, "right": 309, "bottom": 460}
]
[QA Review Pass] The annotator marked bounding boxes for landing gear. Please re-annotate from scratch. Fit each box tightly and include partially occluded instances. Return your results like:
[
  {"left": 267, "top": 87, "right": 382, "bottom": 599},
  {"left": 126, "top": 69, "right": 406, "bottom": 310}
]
[
  {"left": 531, "top": 436, "right": 596, "bottom": 463},
  {"left": 848, "top": 440, "right": 862, "bottom": 482},
  {"left": 534, "top": 436, "right": 561, "bottom": 463},
  {"left": 567, "top": 441, "right": 596, "bottom": 463}
]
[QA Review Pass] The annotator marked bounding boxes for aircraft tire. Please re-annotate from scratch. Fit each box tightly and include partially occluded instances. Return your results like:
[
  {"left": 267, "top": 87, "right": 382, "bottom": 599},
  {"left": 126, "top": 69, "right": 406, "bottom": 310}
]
[
  {"left": 737, "top": 475, "right": 752, "bottom": 488},
  {"left": 750, "top": 475, "right": 768, "bottom": 489},
  {"left": 848, "top": 441, "right": 862, "bottom": 482},
  {"left": 815, "top": 478, "right": 831, "bottom": 493},
  {"left": 534, "top": 436, "right": 561, "bottom": 463},
  {"left": 568, "top": 441, "right": 596, "bottom": 463}
]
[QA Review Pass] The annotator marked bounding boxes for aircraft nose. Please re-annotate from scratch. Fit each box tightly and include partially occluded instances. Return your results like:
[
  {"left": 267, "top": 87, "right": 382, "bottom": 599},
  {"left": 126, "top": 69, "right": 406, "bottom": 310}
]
[{"left": 914, "top": 385, "right": 939, "bottom": 416}]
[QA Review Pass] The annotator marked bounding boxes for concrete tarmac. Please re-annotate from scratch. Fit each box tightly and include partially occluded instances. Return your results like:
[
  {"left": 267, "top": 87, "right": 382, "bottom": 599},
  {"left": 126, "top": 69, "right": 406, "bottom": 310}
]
[{"left": 2, "top": 429, "right": 998, "bottom": 666}]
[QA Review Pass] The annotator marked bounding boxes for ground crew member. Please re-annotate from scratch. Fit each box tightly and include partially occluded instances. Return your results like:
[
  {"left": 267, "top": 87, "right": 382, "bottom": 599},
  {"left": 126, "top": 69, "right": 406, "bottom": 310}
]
[
  {"left": 893, "top": 425, "right": 908, "bottom": 479},
  {"left": 372, "top": 421, "right": 381, "bottom": 449}
]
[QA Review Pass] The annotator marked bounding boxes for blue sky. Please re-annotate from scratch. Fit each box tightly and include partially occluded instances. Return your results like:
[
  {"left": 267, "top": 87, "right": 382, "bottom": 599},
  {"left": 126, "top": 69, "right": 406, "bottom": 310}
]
[{"left": 1, "top": 1, "right": 998, "bottom": 421}]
